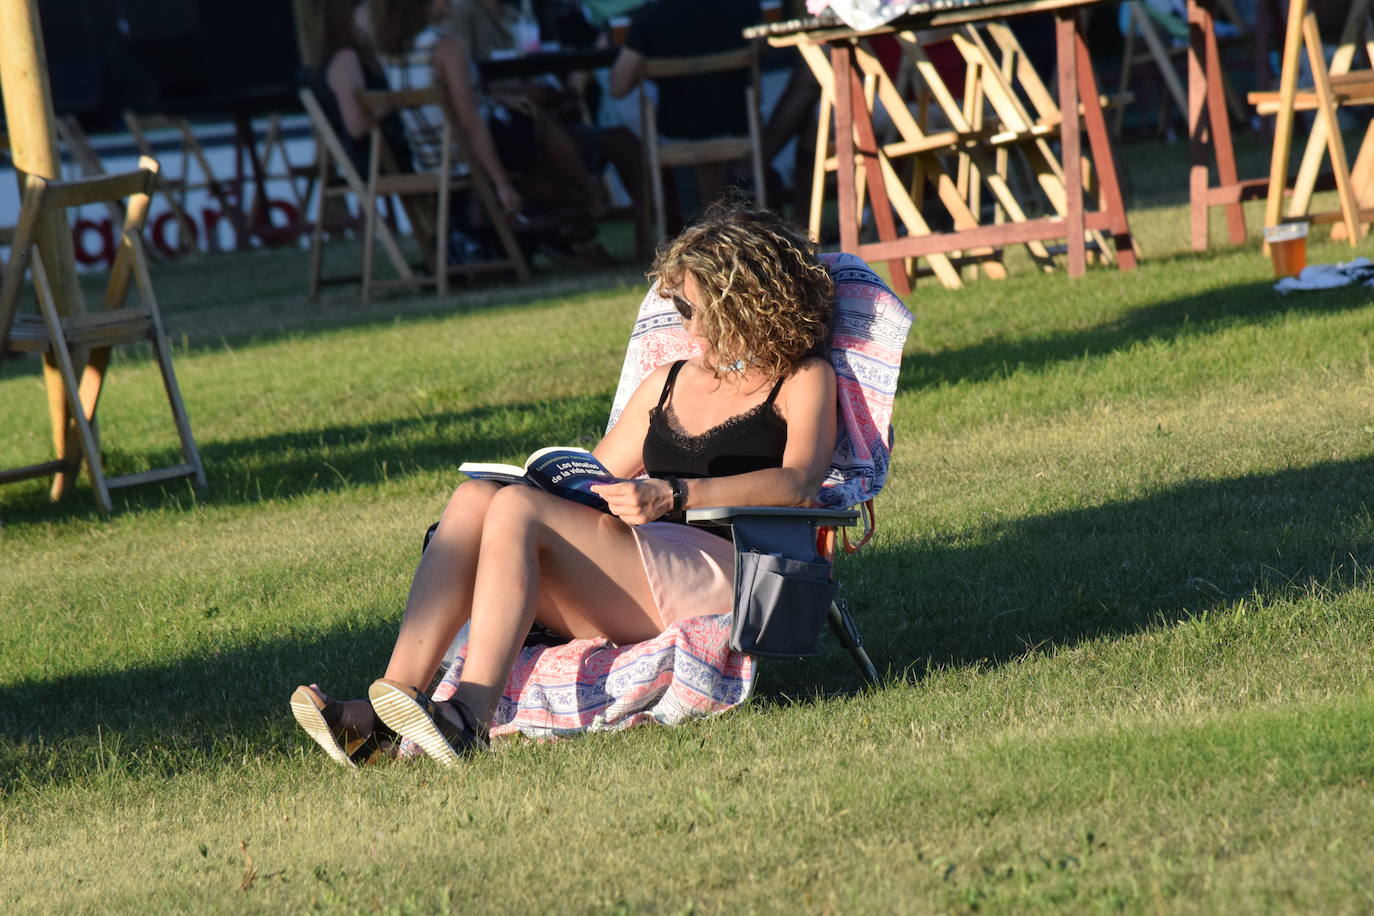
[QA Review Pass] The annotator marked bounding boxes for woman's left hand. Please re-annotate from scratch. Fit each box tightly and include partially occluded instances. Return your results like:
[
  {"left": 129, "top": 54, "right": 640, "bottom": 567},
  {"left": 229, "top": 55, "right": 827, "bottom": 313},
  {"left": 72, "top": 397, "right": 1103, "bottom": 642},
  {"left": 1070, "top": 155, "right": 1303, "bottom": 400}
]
[{"left": 591, "top": 479, "right": 674, "bottom": 526}]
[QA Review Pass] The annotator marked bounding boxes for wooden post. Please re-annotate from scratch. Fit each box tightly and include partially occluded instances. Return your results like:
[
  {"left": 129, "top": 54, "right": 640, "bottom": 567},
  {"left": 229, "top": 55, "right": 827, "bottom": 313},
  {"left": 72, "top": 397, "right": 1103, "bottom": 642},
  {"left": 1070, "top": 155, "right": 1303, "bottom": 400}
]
[
  {"left": 292, "top": 0, "right": 322, "bottom": 71},
  {"left": 0, "top": 0, "right": 88, "bottom": 501},
  {"left": 1056, "top": 10, "right": 1086, "bottom": 278},
  {"left": 1264, "top": 0, "right": 1306, "bottom": 234}
]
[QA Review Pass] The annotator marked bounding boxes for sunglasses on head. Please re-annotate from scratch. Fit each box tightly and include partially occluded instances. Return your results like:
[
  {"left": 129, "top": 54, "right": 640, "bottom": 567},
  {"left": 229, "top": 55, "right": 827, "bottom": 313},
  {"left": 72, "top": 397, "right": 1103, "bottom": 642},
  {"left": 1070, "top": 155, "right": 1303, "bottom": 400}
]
[{"left": 670, "top": 293, "right": 695, "bottom": 321}]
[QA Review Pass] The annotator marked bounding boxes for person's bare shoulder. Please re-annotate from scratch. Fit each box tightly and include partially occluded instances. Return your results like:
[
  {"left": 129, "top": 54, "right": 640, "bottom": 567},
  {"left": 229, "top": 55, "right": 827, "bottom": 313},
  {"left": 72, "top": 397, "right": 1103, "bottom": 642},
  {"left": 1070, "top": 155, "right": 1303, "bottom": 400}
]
[
  {"left": 789, "top": 355, "right": 836, "bottom": 385},
  {"left": 778, "top": 356, "right": 836, "bottom": 415}
]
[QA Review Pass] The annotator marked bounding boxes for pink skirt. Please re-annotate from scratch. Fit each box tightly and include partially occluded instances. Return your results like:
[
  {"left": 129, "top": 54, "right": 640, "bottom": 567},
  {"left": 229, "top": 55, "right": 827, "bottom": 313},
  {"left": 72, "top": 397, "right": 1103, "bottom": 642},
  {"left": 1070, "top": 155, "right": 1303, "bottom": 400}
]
[{"left": 631, "top": 521, "right": 736, "bottom": 630}]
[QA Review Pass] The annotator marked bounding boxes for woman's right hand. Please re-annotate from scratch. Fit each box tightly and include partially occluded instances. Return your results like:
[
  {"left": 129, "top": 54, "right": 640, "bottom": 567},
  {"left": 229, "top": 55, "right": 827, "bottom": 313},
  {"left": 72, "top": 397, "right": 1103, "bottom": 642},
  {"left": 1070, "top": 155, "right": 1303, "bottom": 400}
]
[
  {"left": 495, "top": 180, "right": 522, "bottom": 215},
  {"left": 591, "top": 478, "right": 675, "bottom": 526}
]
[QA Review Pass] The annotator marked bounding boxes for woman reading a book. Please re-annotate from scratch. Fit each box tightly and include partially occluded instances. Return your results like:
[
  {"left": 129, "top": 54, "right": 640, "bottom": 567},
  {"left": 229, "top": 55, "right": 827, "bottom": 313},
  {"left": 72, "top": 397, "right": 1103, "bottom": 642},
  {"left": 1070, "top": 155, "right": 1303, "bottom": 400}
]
[{"left": 292, "top": 203, "right": 837, "bottom": 766}]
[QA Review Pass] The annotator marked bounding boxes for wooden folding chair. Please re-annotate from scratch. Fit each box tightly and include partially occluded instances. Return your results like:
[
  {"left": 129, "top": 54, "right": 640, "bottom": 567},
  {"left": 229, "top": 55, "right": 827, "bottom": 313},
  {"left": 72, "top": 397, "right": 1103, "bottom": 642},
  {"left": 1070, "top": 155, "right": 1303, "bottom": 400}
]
[
  {"left": 639, "top": 45, "right": 767, "bottom": 243},
  {"left": 0, "top": 159, "right": 207, "bottom": 514},
  {"left": 299, "top": 86, "right": 413, "bottom": 300},
  {"left": 54, "top": 117, "right": 128, "bottom": 227},
  {"left": 796, "top": 33, "right": 1000, "bottom": 287},
  {"left": 124, "top": 112, "right": 244, "bottom": 253},
  {"left": 355, "top": 86, "right": 531, "bottom": 301}
]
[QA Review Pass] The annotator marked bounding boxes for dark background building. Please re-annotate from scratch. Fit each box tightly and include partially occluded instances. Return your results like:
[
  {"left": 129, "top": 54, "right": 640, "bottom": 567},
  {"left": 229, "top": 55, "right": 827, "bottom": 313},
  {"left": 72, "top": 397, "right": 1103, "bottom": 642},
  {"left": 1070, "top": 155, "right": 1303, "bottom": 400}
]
[{"left": 31, "top": 0, "right": 302, "bottom": 129}]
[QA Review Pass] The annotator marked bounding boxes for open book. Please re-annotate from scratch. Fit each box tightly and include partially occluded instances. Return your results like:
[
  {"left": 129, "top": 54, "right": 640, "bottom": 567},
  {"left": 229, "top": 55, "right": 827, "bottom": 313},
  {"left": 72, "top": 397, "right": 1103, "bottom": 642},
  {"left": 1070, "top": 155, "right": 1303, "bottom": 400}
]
[{"left": 459, "top": 446, "right": 617, "bottom": 512}]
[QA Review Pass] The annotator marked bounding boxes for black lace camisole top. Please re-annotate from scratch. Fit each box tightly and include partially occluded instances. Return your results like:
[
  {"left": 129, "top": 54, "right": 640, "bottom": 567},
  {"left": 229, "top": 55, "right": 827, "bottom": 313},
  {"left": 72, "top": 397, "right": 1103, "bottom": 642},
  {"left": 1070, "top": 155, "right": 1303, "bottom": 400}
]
[{"left": 641, "top": 360, "right": 789, "bottom": 480}]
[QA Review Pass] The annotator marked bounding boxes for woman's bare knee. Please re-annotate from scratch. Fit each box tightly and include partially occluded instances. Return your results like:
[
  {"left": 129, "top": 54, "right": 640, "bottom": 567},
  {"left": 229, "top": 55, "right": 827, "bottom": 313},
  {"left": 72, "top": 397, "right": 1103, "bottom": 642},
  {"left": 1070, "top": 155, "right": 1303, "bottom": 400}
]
[
  {"left": 435, "top": 479, "right": 502, "bottom": 538},
  {"left": 481, "top": 484, "right": 544, "bottom": 533}
]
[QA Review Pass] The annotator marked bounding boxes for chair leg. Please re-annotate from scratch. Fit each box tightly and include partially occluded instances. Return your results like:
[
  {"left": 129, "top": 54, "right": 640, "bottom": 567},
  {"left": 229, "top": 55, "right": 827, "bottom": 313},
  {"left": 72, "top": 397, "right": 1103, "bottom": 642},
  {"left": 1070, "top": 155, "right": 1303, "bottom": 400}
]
[
  {"left": 361, "top": 191, "right": 377, "bottom": 303},
  {"left": 828, "top": 599, "right": 878, "bottom": 685},
  {"left": 308, "top": 157, "right": 329, "bottom": 302}
]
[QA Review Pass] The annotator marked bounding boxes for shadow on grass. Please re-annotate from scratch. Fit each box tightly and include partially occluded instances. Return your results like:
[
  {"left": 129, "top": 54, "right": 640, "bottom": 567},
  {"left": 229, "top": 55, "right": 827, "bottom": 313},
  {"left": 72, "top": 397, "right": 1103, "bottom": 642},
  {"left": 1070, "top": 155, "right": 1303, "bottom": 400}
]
[
  {"left": 900, "top": 279, "right": 1370, "bottom": 391},
  {"left": 757, "top": 454, "right": 1374, "bottom": 697},
  {"left": 0, "top": 392, "right": 612, "bottom": 525},
  {"left": 3, "top": 456, "right": 1371, "bottom": 790}
]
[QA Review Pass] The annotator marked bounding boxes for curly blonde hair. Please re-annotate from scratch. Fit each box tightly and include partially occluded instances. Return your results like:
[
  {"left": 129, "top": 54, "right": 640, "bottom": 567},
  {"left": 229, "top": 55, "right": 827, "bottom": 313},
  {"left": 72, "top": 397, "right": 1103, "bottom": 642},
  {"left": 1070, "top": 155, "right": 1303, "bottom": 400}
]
[{"left": 648, "top": 201, "right": 834, "bottom": 380}]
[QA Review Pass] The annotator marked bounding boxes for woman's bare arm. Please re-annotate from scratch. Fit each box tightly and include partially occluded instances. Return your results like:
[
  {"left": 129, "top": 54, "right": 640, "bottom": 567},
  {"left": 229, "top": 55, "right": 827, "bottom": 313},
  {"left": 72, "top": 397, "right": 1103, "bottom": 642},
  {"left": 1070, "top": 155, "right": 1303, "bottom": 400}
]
[
  {"left": 326, "top": 49, "right": 373, "bottom": 140},
  {"left": 431, "top": 33, "right": 522, "bottom": 213},
  {"left": 608, "top": 46, "right": 644, "bottom": 99}
]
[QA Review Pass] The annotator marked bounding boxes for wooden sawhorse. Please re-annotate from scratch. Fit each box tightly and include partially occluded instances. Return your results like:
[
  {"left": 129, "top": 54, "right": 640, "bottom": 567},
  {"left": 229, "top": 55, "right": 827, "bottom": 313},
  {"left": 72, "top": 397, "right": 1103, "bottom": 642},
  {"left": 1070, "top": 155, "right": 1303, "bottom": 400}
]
[{"left": 753, "top": 0, "right": 1137, "bottom": 296}]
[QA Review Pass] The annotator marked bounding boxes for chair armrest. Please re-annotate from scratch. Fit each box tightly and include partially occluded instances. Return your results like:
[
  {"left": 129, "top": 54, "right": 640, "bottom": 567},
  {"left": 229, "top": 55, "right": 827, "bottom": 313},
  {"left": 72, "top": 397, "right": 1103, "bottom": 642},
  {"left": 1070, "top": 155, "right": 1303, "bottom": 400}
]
[{"left": 685, "top": 506, "right": 859, "bottom": 527}]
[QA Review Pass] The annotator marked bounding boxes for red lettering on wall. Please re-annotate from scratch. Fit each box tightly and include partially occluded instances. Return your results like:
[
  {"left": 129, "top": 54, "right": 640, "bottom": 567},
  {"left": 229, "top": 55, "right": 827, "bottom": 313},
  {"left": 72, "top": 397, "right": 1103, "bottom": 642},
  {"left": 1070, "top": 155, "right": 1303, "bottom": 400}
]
[
  {"left": 72, "top": 218, "right": 116, "bottom": 268},
  {"left": 151, "top": 210, "right": 197, "bottom": 257}
]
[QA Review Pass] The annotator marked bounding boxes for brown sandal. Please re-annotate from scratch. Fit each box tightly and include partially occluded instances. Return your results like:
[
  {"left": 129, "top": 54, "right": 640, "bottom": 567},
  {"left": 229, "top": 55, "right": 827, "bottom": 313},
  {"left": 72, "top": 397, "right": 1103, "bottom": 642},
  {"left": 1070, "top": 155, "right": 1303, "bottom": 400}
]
[
  {"left": 289, "top": 685, "right": 396, "bottom": 769},
  {"left": 367, "top": 678, "right": 490, "bottom": 767}
]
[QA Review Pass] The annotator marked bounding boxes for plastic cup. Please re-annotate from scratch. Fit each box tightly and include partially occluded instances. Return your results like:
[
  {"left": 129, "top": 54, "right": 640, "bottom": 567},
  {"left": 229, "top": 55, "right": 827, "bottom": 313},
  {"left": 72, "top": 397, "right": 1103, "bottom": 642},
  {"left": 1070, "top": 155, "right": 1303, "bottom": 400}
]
[
  {"left": 514, "top": 19, "right": 540, "bottom": 54},
  {"left": 761, "top": 0, "right": 783, "bottom": 22},
  {"left": 609, "top": 16, "right": 631, "bottom": 46},
  {"left": 1263, "top": 221, "right": 1308, "bottom": 279}
]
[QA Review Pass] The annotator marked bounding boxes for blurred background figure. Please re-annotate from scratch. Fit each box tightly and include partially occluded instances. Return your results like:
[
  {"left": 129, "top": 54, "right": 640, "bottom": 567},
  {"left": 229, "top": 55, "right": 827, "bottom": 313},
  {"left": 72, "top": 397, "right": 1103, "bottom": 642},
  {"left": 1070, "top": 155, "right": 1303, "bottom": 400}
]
[
  {"left": 371, "top": 0, "right": 614, "bottom": 264},
  {"left": 608, "top": 0, "right": 760, "bottom": 231},
  {"left": 442, "top": 0, "right": 644, "bottom": 247},
  {"left": 311, "top": 0, "right": 414, "bottom": 180}
]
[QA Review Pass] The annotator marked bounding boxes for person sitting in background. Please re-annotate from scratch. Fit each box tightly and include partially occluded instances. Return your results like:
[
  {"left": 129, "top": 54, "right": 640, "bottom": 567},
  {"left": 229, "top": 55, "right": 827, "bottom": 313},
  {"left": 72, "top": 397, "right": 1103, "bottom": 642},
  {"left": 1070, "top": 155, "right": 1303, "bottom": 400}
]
[
  {"left": 311, "top": 0, "right": 416, "bottom": 181},
  {"left": 445, "top": 0, "right": 525, "bottom": 61},
  {"left": 445, "top": 0, "right": 645, "bottom": 248},
  {"left": 608, "top": 0, "right": 761, "bottom": 226},
  {"left": 374, "top": 0, "right": 615, "bottom": 262}
]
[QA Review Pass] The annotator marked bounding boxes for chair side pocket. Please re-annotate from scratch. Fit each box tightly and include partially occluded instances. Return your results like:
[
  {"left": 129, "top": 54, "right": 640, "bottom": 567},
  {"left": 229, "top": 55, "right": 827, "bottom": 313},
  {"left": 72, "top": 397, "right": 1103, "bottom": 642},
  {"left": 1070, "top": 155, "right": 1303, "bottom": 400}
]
[{"left": 730, "top": 551, "right": 837, "bottom": 659}]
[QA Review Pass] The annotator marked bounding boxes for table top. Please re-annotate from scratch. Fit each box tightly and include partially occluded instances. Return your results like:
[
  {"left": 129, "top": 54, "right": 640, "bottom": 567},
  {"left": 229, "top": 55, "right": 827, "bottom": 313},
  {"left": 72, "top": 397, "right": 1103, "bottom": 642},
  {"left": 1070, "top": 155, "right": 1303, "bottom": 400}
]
[
  {"left": 476, "top": 46, "right": 619, "bottom": 80},
  {"left": 744, "top": 0, "right": 1101, "bottom": 41}
]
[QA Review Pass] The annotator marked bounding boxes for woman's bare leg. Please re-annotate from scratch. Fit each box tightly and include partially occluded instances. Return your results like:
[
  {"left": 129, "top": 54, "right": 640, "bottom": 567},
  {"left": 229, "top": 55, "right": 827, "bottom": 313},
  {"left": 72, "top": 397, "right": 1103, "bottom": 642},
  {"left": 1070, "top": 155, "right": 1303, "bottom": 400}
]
[
  {"left": 452, "top": 485, "right": 660, "bottom": 723},
  {"left": 382, "top": 479, "right": 502, "bottom": 691}
]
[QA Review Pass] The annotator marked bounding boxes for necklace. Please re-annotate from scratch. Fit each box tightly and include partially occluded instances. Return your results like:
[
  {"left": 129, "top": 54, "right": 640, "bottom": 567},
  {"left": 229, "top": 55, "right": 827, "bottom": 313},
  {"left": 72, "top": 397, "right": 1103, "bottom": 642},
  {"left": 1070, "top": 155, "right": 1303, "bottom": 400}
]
[{"left": 717, "top": 359, "right": 748, "bottom": 374}]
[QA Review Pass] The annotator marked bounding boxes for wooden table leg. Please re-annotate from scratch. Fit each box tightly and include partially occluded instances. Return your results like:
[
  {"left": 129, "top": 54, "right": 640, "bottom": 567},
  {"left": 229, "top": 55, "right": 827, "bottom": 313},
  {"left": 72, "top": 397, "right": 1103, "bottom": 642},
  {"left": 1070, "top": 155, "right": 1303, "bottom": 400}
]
[
  {"left": 832, "top": 43, "right": 860, "bottom": 258},
  {"left": 1203, "top": 2, "right": 1246, "bottom": 244},
  {"left": 1074, "top": 16, "right": 1138, "bottom": 270},
  {"left": 1303, "top": 11, "right": 1362, "bottom": 244},
  {"left": 846, "top": 55, "right": 911, "bottom": 295},
  {"left": 1056, "top": 10, "right": 1086, "bottom": 278},
  {"left": 1264, "top": 0, "right": 1306, "bottom": 233},
  {"left": 1187, "top": 4, "right": 1211, "bottom": 250},
  {"left": 833, "top": 41, "right": 912, "bottom": 296}
]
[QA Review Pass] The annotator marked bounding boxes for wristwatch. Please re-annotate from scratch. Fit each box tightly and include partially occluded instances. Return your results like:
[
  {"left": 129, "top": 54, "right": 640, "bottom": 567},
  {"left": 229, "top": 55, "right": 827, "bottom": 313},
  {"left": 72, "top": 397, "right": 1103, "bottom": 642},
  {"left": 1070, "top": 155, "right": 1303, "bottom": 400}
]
[{"left": 663, "top": 475, "right": 688, "bottom": 515}]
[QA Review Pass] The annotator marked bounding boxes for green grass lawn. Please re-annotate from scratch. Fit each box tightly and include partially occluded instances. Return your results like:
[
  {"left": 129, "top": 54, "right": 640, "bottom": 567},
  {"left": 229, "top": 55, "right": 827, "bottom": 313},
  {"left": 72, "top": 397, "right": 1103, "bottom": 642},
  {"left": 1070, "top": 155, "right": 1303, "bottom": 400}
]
[{"left": 2, "top": 148, "right": 1373, "bottom": 911}]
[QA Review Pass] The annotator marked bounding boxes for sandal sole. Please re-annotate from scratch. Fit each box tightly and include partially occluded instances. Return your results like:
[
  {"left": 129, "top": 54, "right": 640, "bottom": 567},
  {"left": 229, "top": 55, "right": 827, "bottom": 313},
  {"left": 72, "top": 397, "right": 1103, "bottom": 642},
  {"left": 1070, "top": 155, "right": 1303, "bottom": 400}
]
[
  {"left": 368, "top": 680, "right": 463, "bottom": 767},
  {"left": 289, "top": 686, "right": 358, "bottom": 771}
]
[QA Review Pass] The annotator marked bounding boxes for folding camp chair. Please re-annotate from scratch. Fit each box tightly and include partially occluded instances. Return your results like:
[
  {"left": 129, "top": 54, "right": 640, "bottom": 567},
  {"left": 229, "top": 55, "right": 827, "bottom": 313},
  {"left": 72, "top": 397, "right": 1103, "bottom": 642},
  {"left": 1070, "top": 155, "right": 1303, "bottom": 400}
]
[
  {"left": 609, "top": 252, "right": 911, "bottom": 682},
  {"left": 416, "top": 252, "right": 909, "bottom": 741},
  {"left": 0, "top": 159, "right": 207, "bottom": 513}
]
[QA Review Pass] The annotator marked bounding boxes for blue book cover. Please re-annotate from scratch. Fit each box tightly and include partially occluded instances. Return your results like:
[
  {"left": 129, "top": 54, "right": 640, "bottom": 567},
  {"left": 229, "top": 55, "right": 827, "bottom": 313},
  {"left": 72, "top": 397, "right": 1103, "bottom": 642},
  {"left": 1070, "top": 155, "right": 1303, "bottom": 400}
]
[{"left": 459, "top": 446, "right": 616, "bottom": 512}]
